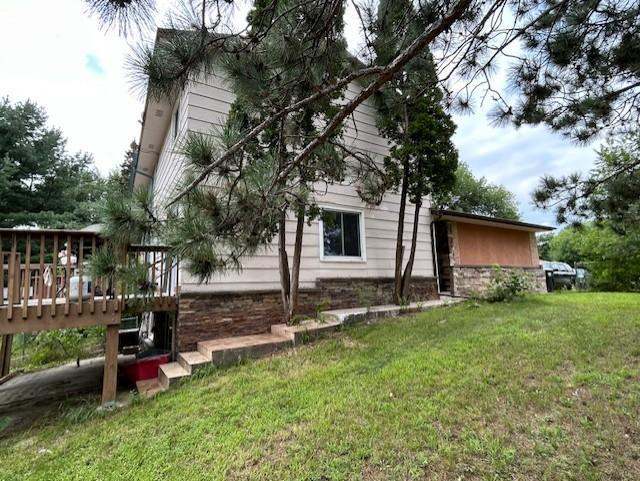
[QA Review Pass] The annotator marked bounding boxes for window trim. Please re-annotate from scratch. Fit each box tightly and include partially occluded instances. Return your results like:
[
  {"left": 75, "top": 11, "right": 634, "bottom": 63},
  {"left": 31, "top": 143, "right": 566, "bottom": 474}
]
[{"left": 318, "top": 206, "right": 367, "bottom": 263}]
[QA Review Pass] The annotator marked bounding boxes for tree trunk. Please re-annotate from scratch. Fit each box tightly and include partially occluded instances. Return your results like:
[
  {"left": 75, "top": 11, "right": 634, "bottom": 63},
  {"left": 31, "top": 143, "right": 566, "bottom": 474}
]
[
  {"left": 0, "top": 334, "right": 13, "bottom": 378},
  {"left": 289, "top": 206, "right": 305, "bottom": 321},
  {"left": 393, "top": 163, "right": 409, "bottom": 304},
  {"left": 401, "top": 197, "right": 422, "bottom": 299},
  {"left": 278, "top": 212, "right": 291, "bottom": 323}
]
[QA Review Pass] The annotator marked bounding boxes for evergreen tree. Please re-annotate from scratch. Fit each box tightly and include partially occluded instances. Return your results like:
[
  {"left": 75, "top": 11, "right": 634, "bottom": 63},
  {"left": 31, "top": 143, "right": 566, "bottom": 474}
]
[
  {"left": 491, "top": 0, "right": 640, "bottom": 143},
  {"left": 365, "top": 0, "right": 458, "bottom": 303},
  {"left": 163, "top": 1, "right": 348, "bottom": 322},
  {"left": 534, "top": 132, "right": 640, "bottom": 228},
  {"left": 106, "top": 140, "right": 137, "bottom": 193}
]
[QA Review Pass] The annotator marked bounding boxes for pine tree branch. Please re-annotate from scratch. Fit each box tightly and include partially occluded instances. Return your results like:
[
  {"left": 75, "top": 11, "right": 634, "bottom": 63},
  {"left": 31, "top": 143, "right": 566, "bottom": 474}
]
[
  {"left": 166, "top": 65, "right": 383, "bottom": 206},
  {"left": 167, "top": 0, "right": 474, "bottom": 207},
  {"left": 274, "top": 0, "right": 474, "bottom": 185}
]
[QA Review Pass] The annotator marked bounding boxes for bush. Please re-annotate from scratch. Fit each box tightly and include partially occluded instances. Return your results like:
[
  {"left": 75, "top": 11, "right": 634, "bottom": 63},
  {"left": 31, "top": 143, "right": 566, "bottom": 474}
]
[
  {"left": 11, "top": 327, "right": 105, "bottom": 371},
  {"left": 484, "top": 266, "right": 530, "bottom": 302}
]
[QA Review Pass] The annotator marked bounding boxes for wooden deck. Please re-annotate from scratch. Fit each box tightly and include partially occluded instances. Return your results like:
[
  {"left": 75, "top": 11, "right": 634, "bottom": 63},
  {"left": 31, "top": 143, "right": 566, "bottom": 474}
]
[
  {"left": 0, "top": 228, "right": 178, "bottom": 405},
  {"left": 0, "top": 295, "right": 177, "bottom": 335}
]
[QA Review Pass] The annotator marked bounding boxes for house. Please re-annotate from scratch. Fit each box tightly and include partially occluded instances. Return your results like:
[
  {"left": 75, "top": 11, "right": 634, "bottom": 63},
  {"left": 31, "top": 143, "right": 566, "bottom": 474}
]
[
  {"left": 131, "top": 33, "right": 552, "bottom": 353},
  {"left": 0, "top": 35, "right": 553, "bottom": 404}
]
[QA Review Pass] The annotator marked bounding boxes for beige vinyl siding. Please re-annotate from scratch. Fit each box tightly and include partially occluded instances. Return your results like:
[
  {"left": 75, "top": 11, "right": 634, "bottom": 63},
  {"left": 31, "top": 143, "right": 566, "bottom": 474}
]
[
  {"left": 151, "top": 70, "right": 435, "bottom": 292},
  {"left": 152, "top": 88, "right": 190, "bottom": 211}
]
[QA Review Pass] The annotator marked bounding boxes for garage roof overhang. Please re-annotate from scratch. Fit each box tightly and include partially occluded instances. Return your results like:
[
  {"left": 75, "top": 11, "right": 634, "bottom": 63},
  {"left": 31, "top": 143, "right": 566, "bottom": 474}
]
[{"left": 430, "top": 209, "right": 555, "bottom": 233}]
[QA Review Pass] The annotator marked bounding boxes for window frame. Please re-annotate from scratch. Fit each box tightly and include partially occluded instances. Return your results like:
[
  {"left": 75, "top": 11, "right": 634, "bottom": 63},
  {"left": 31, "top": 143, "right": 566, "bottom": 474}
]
[{"left": 318, "top": 206, "right": 367, "bottom": 263}]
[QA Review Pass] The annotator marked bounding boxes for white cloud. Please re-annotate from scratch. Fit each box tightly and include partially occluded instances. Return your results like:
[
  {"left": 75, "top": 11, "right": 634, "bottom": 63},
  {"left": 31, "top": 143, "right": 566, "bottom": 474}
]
[{"left": 0, "top": 0, "right": 145, "bottom": 175}]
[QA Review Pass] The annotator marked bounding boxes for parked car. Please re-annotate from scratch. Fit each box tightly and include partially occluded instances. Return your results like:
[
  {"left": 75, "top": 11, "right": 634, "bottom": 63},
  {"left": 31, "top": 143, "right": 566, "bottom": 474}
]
[{"left": 540, "top": 260, "right": 576, "bottom": 291}]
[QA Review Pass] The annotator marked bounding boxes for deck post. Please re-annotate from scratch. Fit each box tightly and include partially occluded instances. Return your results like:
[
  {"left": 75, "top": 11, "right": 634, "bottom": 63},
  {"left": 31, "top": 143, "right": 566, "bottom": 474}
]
[
  {"left": 101, "top": 323, "right": 120, "bottom": 406},
  {"left": 0, "top": 334, "right": 13, "bottom": 377}
]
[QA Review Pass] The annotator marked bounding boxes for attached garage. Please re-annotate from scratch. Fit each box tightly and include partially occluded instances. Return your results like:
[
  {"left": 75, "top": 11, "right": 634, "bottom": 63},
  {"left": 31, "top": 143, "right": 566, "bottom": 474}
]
[{"left": 431, "top": 209, "right": 554, "bottom": 297}]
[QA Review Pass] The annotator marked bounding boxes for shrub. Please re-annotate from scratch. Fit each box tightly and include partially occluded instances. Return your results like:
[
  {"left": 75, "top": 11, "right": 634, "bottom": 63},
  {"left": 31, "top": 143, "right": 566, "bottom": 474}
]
[
  {"left": 14, "top": 327, "right": 106, "bottom": 370},
  {"left": 356, "top": 285, "right": 374, "bottom": 313},
  {"left": 484, "top": 266, "right": 530, "bottom": 302}
]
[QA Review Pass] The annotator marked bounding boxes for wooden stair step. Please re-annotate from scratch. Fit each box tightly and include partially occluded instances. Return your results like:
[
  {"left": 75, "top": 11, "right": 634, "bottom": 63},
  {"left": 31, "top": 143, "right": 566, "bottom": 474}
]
[
  {"left": 197, "top": 333, "right": 292, "bottom": 366},
  {"left": 158, "top": 362, "right": 190, "bottom": 389},
  {"left": 177, "top": 351, "right": 211, "bottom": 374}
]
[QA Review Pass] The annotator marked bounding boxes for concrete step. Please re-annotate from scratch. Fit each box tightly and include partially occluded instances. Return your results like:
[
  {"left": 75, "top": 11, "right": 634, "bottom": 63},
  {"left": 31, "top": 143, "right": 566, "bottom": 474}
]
[
  {"left": 271, "top": 318, "right": 342, "bottom": 345},
  {"left": 136, "top": 377, "right": 166, "bottom": 398},
  {"left": 158, "top": 362, "right": 190, "bottom": 389},
  {"left": 197, "top": 333, "right": 293, "bottom": 366},
  {"left": 177, "top": 351, "right": 211, "bottom": 374}
]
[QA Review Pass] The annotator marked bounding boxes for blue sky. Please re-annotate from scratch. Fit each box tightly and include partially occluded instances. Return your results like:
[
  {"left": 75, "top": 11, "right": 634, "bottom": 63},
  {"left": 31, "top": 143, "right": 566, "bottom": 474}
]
[
  {"left": 0, "top": 0, "right": 601, "bottom": 227},
  {"left": 85, "top": 54, "right": 106, "bottom": 77}
]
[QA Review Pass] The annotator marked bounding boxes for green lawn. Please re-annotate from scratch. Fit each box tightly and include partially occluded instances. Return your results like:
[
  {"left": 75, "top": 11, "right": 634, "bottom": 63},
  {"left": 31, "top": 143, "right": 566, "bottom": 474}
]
[{"left": 1, "top": 292, "right": 639, "bottom": 480}]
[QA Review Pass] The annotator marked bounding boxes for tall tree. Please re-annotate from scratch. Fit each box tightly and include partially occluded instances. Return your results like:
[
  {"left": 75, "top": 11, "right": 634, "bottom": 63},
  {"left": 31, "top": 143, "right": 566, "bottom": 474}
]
[
  {"left": 162, "top": 1, "right": 348, "bottom": 322},
  {"left": 535, "top": 132, "right": 640, "bottom": 291},
  {"left": 536, "top": 232, "right": 553, "bottom": 260},
  {"left": 366, "top": 0, "right": 458, "bottom": 303},
  {"left": 435, "top": 163, "right": 520, "bottom": 220},
  {"left": 107, "top": 140, "right": 138, "bottom": 192},
  {"left": 88, "top": 0, "right": 640, "bottom": 158},
  {"left": 0, "top": 98, "right": 106, "bottom": 228}
]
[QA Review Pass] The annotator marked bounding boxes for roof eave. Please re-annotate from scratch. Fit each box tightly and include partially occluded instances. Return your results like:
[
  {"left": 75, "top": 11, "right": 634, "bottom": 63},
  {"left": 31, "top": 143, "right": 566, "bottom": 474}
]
[{"left": 430, "top": 209, "right": 555, "bottom": 232}]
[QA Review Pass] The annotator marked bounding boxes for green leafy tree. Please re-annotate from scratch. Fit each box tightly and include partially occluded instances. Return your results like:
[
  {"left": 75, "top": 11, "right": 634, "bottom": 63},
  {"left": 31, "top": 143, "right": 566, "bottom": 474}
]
[
  {"left": 435, "top": 163, "right": 520, "bottom": 220},
  {"left": 547, "top": 224, "right": 640, "bottom": 291},
  {"left": 536, "top": 232, "right": 553, "bottom": 260},
  {"left": 546, "top": 228, "right": 583, "bottom": 266},
  {"left": 535, "top": 132, "right": 640, "bottom": 292},
  {"left": 0, "top": 98, "right": 106, "bottom": 228}
]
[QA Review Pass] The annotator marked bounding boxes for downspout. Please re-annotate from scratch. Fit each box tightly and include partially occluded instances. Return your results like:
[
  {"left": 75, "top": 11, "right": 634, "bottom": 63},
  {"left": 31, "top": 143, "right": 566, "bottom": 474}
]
[{"left": 430, "top": 220, "right": 441, "bottom": 294}]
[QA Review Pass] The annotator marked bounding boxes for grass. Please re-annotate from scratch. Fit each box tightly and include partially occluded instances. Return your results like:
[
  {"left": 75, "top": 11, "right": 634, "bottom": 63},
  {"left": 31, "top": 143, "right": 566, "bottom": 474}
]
[{"left": 1, "top": 292, "right": 639, "bottom": 480}]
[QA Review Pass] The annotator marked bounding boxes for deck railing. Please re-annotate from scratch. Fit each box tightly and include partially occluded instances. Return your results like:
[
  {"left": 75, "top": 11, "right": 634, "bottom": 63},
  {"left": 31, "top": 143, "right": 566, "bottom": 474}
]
[{"left": 0, "top": 229, "right": 177, "bottom": 335}]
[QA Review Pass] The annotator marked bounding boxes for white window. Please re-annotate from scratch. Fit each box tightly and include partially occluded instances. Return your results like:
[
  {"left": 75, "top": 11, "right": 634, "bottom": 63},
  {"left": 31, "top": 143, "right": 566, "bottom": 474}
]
[{"left": 319, "top": 208, "right": 366, "bottom": 261}]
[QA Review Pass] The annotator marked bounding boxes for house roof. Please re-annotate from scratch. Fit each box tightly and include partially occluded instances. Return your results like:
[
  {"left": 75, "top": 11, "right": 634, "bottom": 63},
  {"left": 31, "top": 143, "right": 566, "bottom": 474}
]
[{"left": 430, "top": 209, "right": 555, "bottom": 232}]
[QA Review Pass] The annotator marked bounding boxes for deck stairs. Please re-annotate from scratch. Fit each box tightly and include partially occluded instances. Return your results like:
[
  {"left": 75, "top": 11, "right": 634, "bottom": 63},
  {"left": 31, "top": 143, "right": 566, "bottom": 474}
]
[{"left": 136, "top": 297, "right": 461, "bottom": 397}]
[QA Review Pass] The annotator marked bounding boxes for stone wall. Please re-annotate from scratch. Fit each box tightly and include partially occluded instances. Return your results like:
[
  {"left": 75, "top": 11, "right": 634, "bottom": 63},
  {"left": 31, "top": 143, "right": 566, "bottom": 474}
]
[
  {"left": 452, "top": 266, "right": 546, "bottom": 298},
  {"left": 176, "top": 277, "right": 438, "bottom": 351}
]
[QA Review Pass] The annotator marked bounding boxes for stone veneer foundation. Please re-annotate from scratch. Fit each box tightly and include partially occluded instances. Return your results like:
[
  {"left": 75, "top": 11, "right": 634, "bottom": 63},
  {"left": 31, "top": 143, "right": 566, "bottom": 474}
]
[
  {"left": 451, "top": 265, "right": 546, "bottom": 298},
  {"left": 176, "top": 277, "right": 438, "bottom": 351}
]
